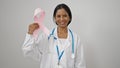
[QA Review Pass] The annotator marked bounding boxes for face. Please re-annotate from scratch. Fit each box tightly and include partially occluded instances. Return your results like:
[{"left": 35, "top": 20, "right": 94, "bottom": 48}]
[{"left": 54, "top": 8, "right": 70, "bottom": 28}]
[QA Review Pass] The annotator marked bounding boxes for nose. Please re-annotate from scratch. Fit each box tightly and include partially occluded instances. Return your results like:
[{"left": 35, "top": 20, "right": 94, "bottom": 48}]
[{"left": 60, "top": 16, "right": 64, "bottom": 21}]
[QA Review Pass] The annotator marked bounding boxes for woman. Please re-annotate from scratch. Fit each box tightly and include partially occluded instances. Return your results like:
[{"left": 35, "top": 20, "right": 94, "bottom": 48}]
[{"left": 22, "top": 3, "right": 86, "bottom": 68}]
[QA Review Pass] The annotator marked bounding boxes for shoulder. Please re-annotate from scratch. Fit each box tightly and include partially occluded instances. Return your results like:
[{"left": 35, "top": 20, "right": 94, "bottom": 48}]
[{"left": 69, "top": 29, "right": 80, "bottom": 40}]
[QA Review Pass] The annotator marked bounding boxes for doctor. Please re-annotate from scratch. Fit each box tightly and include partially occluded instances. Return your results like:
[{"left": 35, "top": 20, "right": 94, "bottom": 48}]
[{"left": 22, "top": 3, "right": 86, "bottom": 68}]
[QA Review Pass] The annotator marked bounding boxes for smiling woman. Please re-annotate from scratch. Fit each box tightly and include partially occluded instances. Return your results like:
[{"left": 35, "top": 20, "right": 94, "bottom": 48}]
[
  {"left": 54, "top": 4, "right": 71, "bottom": 38},
  {"left": 55, "top": 8, "right": 70, "bottom": 28},
  {"left": 22, "top": 3, "right": 86, "bottom": 68}
]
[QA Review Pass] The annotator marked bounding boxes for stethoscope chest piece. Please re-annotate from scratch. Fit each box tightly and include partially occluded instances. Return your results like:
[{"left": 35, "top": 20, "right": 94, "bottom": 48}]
[{"left": 71, "top": 53, "right": 75, "bottom": 59}]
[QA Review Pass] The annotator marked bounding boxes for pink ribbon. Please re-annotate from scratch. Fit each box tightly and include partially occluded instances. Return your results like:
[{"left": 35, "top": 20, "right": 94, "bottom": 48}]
[{"left": 33, "top": 8, "right": 49, "bottom": 38}]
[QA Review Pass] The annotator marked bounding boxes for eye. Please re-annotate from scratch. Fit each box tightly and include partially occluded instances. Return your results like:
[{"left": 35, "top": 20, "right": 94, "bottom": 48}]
[
  {"left": 56, "top": 15, "right": 61, "bottom": 18},
  {"left": 63, "top": 14, "right": 67, "bottom": 17}
]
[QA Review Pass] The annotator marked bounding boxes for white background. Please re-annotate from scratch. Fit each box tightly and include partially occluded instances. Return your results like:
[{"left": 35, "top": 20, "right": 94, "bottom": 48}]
[{"left": 0, "top": 0, "right": 120, "bottom": 68}]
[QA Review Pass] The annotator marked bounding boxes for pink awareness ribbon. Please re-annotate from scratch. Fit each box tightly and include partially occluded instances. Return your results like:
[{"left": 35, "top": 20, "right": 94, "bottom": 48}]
[{"left": 33, "top": 8, "right": 49, "bottom": 38}]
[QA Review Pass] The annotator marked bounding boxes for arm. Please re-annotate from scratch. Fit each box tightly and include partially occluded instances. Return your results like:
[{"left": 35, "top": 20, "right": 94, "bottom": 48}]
[{"left": 22, "top": 23, "right": 48, "bottom": 61}]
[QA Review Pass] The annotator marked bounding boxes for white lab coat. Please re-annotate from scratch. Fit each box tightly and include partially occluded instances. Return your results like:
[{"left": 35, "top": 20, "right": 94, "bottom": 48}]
[{"left": 22, "top": 28, "right": 86, "bottom": 68}]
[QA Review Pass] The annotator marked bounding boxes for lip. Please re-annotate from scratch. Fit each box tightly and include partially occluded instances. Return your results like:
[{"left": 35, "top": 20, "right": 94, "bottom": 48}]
[
  {"left": 60, "top": 22, "right": 67, "bottom": 26},
  {"left": 61, "top": 22, "right": 65, "bottom": 24}
]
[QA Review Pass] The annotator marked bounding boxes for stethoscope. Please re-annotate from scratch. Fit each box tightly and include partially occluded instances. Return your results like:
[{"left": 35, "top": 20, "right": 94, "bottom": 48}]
[{"left": 48, "top": 28, "right": 75, "bottom": 65}]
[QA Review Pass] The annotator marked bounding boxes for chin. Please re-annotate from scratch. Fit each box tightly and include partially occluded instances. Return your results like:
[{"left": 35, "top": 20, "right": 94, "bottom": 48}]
[{"left": 59, "top": 25, "right": 67, "bottom": 28}]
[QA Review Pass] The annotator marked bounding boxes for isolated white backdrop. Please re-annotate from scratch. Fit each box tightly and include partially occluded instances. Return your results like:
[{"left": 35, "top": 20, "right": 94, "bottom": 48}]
[{"left": 0, "top": 0, "right": 120, "bottom": 68}]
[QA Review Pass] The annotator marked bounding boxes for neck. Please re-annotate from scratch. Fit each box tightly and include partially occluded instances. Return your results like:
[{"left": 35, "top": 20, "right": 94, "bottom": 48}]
[
  {"left": 57, "top": 27, "right": 68, "bottom": 38},
  {"left": 57, "top": 27, "right": 68, "bottom": 33}
]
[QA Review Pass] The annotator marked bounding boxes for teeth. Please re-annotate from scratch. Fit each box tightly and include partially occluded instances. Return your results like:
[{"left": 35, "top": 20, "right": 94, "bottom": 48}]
[{"left": 61, "top": 22, "right": 64, "bottom": 24}]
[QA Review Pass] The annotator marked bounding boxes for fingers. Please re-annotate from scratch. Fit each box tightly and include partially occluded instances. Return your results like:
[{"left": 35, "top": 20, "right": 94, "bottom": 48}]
[
  {"left": 28, "top": 23, "right": 40, "bottom": 35},
  {"left": 32, "top": 23, "right": 39, "bottom": 29}
]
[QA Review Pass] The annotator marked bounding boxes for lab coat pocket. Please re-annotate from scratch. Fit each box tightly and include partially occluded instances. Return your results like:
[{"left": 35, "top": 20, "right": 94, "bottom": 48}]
[
  {"left": 40, "top": 53, "right": 53, "bottom": 68},
  {"left": 67, "top": 56, "right": 75, "bottom": 68}
]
